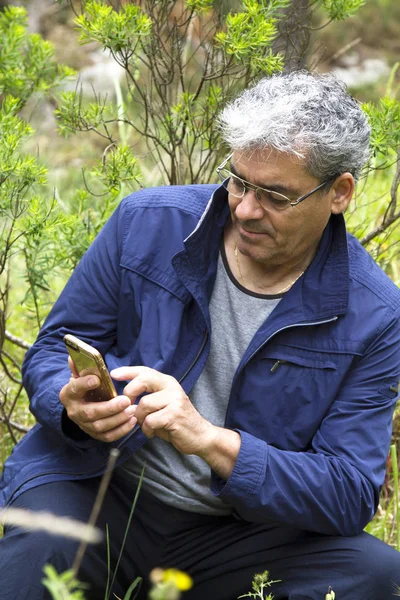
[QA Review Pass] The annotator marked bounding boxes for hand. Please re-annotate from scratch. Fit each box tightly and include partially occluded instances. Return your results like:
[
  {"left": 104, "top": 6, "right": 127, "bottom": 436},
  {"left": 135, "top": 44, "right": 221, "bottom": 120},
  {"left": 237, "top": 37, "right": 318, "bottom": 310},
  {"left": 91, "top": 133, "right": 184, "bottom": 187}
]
[
  {"left": 110, "top": 366, "right": 217, "bottom": 455},
  {"left": 59, "top": 357, "right": 137, "bottom": 442}
]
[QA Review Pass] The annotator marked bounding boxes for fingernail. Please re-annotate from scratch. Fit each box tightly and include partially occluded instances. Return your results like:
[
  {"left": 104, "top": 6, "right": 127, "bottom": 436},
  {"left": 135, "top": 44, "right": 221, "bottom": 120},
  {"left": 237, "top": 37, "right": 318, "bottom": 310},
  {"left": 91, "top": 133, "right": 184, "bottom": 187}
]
[
  {"left": 125, "top": 405, "right": 136, "bottom": 416},
  {"left": 87, "top": 377, "right": 97, "bottom": 388},
  {"left": 119, "top": 397, "right": 130, "bottom": 409}
]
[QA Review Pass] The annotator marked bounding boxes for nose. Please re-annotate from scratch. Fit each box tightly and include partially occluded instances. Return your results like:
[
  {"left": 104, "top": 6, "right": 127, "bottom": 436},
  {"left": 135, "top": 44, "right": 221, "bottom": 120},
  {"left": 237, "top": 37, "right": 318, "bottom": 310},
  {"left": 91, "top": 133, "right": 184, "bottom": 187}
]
[{"left": 234, "top": 188, "right": 265, "bottom": 221}]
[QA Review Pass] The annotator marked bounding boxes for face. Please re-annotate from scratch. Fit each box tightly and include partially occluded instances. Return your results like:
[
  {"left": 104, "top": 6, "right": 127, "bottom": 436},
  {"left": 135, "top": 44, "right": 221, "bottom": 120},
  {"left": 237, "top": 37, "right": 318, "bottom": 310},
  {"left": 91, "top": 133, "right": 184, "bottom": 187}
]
[{"left": 227, "top": 149, "right": 345, "bottom": 270}]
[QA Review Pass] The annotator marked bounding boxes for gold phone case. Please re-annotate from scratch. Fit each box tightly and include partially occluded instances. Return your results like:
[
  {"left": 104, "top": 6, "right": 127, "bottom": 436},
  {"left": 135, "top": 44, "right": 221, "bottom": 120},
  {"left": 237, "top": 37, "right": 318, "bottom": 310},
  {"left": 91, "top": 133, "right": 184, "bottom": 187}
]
[{"left": 63, "top": 334, "right": 118, "bottom": 402}]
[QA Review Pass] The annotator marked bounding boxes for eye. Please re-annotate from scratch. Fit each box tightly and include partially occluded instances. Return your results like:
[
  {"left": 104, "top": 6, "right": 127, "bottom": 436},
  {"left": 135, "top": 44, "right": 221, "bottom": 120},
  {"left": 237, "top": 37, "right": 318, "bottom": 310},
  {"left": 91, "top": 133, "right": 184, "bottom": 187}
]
[
  {"left": 269, "top": 192, "right": 290, "bottom": 208},
  {"left": 257, "top": 189, "right": 290, "bottom": 210},
  {"left": 229, "top": 176, "right": 245, "bottom": 193}
]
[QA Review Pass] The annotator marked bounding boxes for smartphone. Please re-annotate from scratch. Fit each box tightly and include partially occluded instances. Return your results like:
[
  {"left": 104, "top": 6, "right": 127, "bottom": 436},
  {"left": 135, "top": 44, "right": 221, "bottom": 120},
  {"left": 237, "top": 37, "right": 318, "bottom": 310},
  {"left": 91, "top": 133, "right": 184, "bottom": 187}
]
[{"left": 63, "top": 334, "right": 118, "bottom": 402}]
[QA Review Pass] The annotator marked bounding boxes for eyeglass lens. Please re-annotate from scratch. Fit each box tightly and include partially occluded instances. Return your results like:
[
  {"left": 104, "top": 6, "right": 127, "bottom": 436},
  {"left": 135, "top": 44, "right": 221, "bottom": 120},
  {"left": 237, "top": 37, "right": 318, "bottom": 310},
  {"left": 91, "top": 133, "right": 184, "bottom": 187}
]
[{"left": 219, "top": 170, "right": 291, "bottom": 211}]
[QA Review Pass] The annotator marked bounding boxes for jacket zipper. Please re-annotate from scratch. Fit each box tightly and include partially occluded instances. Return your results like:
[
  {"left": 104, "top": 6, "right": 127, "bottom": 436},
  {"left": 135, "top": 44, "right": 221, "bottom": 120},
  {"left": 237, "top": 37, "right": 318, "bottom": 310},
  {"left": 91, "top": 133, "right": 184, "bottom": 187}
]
[
  {"left": 247, "top": 316, "right": 339, "bottom": 367},
  {"left": 114, "top": 329, "right": 209, "bottom": 449},
  {"left": 270, "top": 359, "right": 287, "bottom": 373},
  {"left": 177, "top": 330, "right": 209, "bottom": 384}
]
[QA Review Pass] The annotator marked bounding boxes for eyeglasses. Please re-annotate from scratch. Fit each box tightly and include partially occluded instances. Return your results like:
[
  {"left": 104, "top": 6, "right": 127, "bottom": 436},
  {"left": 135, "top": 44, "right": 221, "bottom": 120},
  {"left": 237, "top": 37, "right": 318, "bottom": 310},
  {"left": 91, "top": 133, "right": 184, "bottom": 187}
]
[{"left": 216, "top": 154, "right": 333, "bottom": 212}]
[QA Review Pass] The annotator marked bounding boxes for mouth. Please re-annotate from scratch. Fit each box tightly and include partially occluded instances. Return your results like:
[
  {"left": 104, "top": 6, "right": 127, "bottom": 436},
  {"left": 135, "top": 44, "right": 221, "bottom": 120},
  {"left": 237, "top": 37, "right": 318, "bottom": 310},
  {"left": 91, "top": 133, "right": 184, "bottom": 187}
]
[{"left": 238, "top": 224, "right": 271, "bottom": 239}]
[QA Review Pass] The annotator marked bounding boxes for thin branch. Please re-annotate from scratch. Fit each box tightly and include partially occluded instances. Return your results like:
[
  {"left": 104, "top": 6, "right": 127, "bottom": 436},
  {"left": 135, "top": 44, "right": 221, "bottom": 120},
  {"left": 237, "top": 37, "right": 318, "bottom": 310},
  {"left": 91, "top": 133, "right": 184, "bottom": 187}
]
[
  {"left": 5, "top": 330, "right": 31, "bottom": 350},
  {"left": 7, "top": 383, "right": 24, "bottom": 421},
  {"left": 360, "top": 209, "right": 400, "bottom": 246},
  {"left": 22, "top": 249, "right": 43, "bottom": 332},
  {"left": 0, "top": 355, "right": 22, "bottom": 385},
  {"left": 72, "top": 448, "right": 120, "bottom": 578},
  {"left": 81, "top": 169, "right": 108, "bottom": 198},
  {"left": 0, "top": 415, "right": 30, "bottom": 434},
  {"left": 330, "top": 37, "right": 362, "bottom": 62},
  {"left": 308, "top": 17, "right": 334, "bottom": 31},
  {"left": 387, "top": 149, "right": 400, "bottom": 220},
  {"left": 360, "top": 151, "right": 400, "bottom": 245},
  {"left": 0, "top": 394, "right": 18, "bottom": 443}
]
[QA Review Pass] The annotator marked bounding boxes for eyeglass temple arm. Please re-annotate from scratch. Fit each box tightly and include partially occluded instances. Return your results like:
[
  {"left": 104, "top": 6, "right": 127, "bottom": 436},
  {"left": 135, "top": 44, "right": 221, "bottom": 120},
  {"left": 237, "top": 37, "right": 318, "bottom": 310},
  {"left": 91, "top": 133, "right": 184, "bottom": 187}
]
[{"left": 290, "top": 180, "right": 331, "bottom": 206}]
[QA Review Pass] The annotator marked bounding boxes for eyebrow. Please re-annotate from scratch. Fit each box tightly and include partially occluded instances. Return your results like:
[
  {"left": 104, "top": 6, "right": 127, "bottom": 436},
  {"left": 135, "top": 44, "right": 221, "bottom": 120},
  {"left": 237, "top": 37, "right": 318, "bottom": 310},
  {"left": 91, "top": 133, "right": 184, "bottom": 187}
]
[{"left": 229, "top": 162, "right": 302, "bottom": 197}]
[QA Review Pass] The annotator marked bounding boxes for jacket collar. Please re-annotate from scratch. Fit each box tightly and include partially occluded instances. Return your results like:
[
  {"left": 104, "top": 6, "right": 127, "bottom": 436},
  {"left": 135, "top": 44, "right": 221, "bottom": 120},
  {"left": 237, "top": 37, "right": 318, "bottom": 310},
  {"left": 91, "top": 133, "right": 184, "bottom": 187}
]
[
  {"left": 297, "top": 211, "right": 349, "bottom": 320},
  {"left": 174, "top": 185, "right": 349, "bottom": 322}
]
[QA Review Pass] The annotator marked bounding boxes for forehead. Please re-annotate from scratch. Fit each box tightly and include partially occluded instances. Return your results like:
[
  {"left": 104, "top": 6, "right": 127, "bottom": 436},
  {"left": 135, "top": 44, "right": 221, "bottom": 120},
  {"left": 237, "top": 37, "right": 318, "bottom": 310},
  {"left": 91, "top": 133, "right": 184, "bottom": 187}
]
[{"left": 230, "top": 148, "right": 308, "bottom": 176}]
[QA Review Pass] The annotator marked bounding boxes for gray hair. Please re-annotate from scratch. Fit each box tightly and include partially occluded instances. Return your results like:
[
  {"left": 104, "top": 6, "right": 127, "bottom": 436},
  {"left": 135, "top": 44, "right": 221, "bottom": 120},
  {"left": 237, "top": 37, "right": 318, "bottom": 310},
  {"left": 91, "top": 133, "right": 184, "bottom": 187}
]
[{"left": 218, "top": 71, "right": 371, "bottom": 182}]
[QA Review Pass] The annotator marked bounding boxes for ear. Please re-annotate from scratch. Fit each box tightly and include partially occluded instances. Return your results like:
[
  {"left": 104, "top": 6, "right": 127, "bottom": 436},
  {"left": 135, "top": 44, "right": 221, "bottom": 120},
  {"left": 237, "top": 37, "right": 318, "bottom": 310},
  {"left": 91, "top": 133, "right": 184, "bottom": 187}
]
[{"left": 329, "top": 173, "right": 354, "bottom": 214}]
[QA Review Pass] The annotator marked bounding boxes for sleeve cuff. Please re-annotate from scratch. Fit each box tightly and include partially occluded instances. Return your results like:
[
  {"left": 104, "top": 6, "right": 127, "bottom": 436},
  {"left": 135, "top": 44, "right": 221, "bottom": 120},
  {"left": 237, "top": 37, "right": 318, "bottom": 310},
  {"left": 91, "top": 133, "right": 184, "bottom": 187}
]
[
  {"left": 211, "top": 429, "right": 269, "bottom": 502},
  {"left": 47, "top": 374, "right": 98, "bottom": 450}
]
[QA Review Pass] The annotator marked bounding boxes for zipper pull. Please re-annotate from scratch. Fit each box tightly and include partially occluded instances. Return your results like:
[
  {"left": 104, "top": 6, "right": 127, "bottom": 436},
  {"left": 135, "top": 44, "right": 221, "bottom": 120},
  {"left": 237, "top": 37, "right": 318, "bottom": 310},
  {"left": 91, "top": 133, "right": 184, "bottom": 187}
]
[{"left": 270, "top": 359, "right": 286, "bottom": 373}]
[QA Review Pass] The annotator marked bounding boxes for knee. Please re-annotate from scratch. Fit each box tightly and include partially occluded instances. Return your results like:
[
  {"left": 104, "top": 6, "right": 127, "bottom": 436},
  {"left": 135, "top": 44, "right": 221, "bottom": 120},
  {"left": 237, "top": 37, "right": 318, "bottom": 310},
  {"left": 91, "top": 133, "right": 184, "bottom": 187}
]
[
  {"left": 0, "top": 528, "right": 79, "bottom": 599},
  {"left": 1, "top": 526, "right": 79, "bottom": 571},
  {"left": 353, "top": 534, "right": 400, "bottom": 597},
  {"left": 1, "top": 525, "right": 108, "bottom": 595}
]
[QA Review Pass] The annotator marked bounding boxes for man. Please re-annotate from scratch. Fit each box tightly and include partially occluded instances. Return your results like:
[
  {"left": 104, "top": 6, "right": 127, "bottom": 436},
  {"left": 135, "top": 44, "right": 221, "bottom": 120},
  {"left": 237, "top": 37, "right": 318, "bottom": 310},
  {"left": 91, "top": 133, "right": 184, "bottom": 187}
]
[{"left": 1, "top": 71, "right": 400, "bottom": 600}]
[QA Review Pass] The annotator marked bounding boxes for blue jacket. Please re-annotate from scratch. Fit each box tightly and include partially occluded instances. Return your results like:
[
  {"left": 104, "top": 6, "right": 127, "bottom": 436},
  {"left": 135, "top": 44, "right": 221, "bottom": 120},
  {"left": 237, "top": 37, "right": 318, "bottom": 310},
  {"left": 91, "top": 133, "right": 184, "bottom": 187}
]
[{"left": 1, "top": 184, "right": 400, "bottom": 536}]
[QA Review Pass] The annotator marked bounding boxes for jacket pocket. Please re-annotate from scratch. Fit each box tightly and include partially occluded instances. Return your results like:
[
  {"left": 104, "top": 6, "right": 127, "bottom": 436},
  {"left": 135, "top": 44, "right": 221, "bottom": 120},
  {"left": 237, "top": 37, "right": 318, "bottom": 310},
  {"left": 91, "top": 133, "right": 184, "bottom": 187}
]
[
  {"left": 259, "top": 345, "right": 338, "bottom": 385},
  {"left": 267, "top": 353, "right": 337, "bottom": 374},
  {"left": 243, "top": 345, "right": 344, "bottom": 450}
]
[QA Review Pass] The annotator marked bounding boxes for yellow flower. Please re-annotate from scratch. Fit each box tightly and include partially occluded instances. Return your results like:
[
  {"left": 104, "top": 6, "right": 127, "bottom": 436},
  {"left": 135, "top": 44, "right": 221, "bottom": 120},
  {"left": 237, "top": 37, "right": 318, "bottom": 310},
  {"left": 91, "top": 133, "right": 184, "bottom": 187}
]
[{"left": 162, "top": 569, "right": 193, "bottom": 591}]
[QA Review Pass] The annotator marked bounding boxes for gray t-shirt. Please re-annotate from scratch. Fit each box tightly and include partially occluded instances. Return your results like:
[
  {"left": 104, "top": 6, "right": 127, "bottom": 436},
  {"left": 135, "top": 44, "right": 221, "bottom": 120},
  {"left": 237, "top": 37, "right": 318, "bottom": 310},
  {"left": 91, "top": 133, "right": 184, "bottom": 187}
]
[{"left": 118, "top": 246, "right": 281, "bottom": 514}]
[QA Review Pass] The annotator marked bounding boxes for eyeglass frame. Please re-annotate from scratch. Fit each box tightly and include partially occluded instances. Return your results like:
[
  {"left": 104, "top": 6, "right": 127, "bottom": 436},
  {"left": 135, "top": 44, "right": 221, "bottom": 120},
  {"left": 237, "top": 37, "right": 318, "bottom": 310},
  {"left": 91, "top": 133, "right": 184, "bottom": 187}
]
[{"left": 216, "top": 153, "right": 336, "bottom": 211}]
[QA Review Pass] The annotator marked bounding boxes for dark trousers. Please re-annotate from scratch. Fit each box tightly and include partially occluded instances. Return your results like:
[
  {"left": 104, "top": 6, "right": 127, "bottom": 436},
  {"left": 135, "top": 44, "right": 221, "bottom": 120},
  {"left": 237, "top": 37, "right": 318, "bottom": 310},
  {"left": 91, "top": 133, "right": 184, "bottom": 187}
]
[{"left": 0, "top": 473, "right": 399, "bottom": 600}]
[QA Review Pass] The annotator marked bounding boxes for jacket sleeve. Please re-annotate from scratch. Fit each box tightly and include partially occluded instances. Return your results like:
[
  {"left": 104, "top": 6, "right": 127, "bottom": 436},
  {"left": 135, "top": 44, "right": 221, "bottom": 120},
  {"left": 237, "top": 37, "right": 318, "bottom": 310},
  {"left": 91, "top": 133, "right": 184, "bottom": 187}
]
[
  {"left": 21, "top": 199, "right": 127, "bottom": 448},
  {"left": 211, "top": 311, "right": 400, "bottom": 536}
]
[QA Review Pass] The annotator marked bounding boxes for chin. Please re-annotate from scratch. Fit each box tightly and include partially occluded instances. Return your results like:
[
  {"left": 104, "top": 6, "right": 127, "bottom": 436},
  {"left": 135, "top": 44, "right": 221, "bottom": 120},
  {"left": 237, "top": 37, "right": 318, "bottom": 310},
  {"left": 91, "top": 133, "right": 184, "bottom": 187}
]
[{"left": 242, "top": 247, "right": 278, "bottom": 265}]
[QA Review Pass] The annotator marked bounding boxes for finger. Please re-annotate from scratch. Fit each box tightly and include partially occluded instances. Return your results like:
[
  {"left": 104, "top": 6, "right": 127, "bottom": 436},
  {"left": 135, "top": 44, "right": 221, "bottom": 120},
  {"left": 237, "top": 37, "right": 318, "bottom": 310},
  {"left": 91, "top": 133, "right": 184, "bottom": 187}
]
[
  {"left": 111, "top": 366, "right": 176, "bottom": 396},
  {"left": 134, "top": 390, "right": 178, "bottom": 425},
  {"left": 75, "top": 395, "right": 132, "bottom": 424},
  {"left": 122, "top": 373, "right": 178, "bottom": 401},
  {"left": 140, "top": 398, "right": 192, "bottom": 437},
  {"left": 81, "top": 416, "right": 137, "bottom": 443},
  {"left": 110, "top": 366, "right": 145, "bottom": 380},
  {"left": 85, "top": 404, "right": 137, "bottom": 436},
  {"left": 140, "top": 406, "right": 172, "bottom": 439},
  {"left": 68, "top": 356, "right": 80, "bottom": 379},
  {"left": 110, "top": 367, "right": 148, "bottom": 401},
  {"left": 61, "top": 373, "right": 101, "bottom": 404},
  {"left": 60, "top": 376, "right": 100, "bottom": 409}
]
